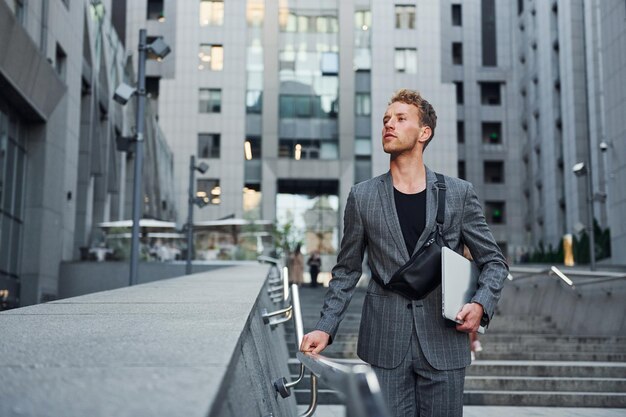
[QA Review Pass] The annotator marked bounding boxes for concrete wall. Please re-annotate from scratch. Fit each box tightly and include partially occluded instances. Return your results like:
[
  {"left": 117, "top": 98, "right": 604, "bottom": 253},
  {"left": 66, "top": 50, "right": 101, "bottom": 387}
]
[
  {"left": 496, "top": 272, "right": 626, "bottom": 337},
  {"left": 0, "top": 264, "right": 298, "bottom": 417}
]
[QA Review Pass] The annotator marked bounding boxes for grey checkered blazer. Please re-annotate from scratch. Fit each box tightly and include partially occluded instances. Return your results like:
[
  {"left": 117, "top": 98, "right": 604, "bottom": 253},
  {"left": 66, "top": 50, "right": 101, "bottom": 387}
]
[{"left": 315, "top": 167, "right": 509, "bottom": 370}]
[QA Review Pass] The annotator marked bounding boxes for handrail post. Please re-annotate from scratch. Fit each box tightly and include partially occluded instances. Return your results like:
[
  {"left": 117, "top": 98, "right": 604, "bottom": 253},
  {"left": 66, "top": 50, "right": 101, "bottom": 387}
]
[
  {"left": 299, "top": 372, "right": 317, "bottom": 417},
  {"left": 291, "top": 284, "right": 304, "bottom": 348}
]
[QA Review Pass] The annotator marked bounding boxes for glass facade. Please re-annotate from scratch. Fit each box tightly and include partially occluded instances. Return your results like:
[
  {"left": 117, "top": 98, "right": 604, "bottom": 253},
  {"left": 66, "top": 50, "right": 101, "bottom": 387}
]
[
  {"left": 354, "top": 5, "right": 372, "bottom": 184},
  {"left": 277, "top": 4, "right": 340, "bottom": 160},
  {"left": 244, "top": 0, "right": 265, "bottom": 219},
  {"left": 0, "top": 104, "right": 24, "bottom": 310}
]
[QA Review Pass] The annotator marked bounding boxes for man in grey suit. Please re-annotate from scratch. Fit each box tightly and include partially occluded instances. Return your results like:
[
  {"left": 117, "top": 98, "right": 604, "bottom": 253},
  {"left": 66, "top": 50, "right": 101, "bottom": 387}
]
[{"left": 300, "top": 89, "right": 508, "bottom": 416}]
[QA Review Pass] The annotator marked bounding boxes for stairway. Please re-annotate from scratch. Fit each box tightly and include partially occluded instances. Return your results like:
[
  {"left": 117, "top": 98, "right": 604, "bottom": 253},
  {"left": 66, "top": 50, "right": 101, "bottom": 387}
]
[{"left": 287, "top": 285, "right": 626, "bottom": 408}]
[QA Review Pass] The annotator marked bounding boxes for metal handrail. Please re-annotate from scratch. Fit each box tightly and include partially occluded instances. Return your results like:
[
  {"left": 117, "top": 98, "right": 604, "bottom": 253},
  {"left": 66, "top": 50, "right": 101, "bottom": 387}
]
[
  {"left": 296, "top": 352, "right": 390, "bottom": 417},
  {"left": 509, "top": 265, "right": 626, "bottom": 290},
  {"left": 290, "top": 283, "right": 390, "bottom": 417}
]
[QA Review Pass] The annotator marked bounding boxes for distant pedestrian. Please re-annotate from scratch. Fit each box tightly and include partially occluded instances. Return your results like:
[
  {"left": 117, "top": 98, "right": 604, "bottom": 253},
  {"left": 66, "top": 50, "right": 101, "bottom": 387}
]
[
  {"left": 307, "top": 251, "right": 322, "bottom": 288},
  {"left": 289, "top": 244, "right": 304, "bottom": 285}
]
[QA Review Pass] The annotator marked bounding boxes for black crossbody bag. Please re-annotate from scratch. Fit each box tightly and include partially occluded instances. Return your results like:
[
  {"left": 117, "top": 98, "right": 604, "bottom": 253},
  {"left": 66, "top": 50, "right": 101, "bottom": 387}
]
[{"left": 372, "top": 173, "right": 448, "bottom": 300}]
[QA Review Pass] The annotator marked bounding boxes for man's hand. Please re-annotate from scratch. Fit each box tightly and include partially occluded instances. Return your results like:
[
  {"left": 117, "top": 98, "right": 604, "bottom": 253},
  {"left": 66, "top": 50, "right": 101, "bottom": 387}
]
[
  {"left": 300, "top": 330, "right": 330, "bottom": 354},
  {"left": 456, "top": 302, "right": 484, "bottom": 333}
]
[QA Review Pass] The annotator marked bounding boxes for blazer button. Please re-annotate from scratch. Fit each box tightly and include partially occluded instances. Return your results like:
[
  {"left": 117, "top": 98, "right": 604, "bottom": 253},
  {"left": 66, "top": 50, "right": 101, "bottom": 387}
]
[{"left": 407, "top": 303, "right": 412, "bottom": 309}]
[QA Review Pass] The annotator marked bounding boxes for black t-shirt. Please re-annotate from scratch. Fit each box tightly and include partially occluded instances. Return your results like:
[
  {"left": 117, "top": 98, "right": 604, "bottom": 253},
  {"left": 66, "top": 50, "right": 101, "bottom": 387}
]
[{"left": 394, "top": 188, "right": 427, "bottom": 255}]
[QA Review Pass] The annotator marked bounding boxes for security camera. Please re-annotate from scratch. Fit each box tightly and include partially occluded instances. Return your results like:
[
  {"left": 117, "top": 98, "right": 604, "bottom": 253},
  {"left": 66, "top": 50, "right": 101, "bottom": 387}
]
[
  {"left": 113, "top": 83, "right": 137, "bottom": 105},
  {"left": 196, "top": 162, "right": 209, "bottom": 174},
  {"left": 572, "top": 162, "right": 586, "bottom": 176},
  {"left": 599, "top": 141, "right": 609, "bottom": 152},
  {"left": 148, "top": 37, "right": 171, "bottom": 59}
]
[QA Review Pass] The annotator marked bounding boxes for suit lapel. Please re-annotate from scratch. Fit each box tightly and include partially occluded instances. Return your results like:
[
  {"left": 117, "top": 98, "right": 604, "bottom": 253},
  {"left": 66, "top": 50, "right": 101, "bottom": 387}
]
[
  {"left": 411, "top": 167, "right": 439, "bottom": 257},
  {"left": 377, "top": 172, "right": 410, "bottom": 261}
]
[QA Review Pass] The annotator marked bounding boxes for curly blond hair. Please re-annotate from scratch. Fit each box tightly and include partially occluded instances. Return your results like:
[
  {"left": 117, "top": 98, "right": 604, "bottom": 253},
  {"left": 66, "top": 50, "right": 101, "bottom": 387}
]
[{"left": 389, "top": 89, "right": 437, "bottom": 149}]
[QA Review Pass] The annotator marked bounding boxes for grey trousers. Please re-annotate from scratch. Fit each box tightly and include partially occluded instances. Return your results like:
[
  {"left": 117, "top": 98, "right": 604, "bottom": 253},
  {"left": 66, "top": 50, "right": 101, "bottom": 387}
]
[{"left": 372, "top": 329, "right": 466, "bottom": 417}]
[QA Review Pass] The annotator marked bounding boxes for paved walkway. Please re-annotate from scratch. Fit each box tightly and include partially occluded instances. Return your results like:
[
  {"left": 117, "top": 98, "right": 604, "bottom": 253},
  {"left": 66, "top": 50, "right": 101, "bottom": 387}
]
[{"left": 302, "top": 405, "right": 626, "bottom": 417}]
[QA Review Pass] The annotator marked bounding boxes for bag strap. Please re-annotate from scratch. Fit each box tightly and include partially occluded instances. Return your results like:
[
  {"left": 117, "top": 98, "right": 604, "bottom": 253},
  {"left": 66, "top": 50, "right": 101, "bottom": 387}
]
[{"left": 434, "top": 173, "right": 446, "bottom": 226}]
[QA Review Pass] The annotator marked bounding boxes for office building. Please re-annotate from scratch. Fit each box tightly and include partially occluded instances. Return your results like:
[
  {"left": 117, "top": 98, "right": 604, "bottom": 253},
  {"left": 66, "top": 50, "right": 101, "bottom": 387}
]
[{"left": 0, "top": 0, "right": 175, "bottom": 308}]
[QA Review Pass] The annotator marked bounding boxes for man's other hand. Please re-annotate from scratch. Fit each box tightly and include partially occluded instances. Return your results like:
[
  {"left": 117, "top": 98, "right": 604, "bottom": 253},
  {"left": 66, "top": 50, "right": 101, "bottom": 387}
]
[
  {"left": 300, "top": 330, "right": 330, "bottom": 354},
  {"left": 455, "top": 302, "right": 484, "bottom": 333}
]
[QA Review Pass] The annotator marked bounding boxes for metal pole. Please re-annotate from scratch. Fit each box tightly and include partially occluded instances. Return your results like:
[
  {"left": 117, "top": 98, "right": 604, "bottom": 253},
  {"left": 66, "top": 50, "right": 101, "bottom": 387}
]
[
  {"left": 129, "top": 29, "right": 147, "bottom": 286},
  {"left": 186, "top": 155, "right": 195, "bottom": 275},
  {"left": 586, "top": 168, "right": 596, "bottom": 271}
]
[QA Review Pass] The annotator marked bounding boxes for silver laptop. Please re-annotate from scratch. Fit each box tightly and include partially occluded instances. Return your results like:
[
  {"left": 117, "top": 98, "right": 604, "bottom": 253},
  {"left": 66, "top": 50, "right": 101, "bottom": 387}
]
[{"left": 441, "top": 247, "right": 485, "bottom": 334}]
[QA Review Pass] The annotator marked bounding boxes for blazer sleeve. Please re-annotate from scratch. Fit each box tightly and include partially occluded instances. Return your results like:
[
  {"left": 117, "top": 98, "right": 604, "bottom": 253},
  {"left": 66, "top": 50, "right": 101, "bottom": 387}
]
[
  {"left": 314, "top": 187, "right": 367, "bottom": 343},
  {"left": 460, "top": 183, "right": 509, "bottom": 326}
]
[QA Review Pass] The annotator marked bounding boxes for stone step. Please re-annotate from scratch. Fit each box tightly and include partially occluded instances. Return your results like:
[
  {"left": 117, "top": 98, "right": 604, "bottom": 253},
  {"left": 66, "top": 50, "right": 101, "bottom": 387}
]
[
  {"left": 293, "top": 388, "right": 626, "bottom": 407},
  {"left": 479, "top": 342, "right": 626, "bottom": 353},
  {"left": 477, "top": 351, "right": 626, "bottom": 362},
  {"left": 288, "top": 348, "right": 626, "bottom": 362},
  {"left": 465, "top": 376, "right": 626, "bottom": 392},
  {"left": 289, "top": 364, "right": 626, "bottom": 393},
  {"left": 481, "top": 335, "right": 626, "bottom": 345},
  {"left": 288, "top": 360, "right": 626, "bottom": 379},
  {"left": 466, "top": 361, "right": 626, "bottom": 378},
  {"left": 463, "top": 390, "right": 626, "bottom": 408}
]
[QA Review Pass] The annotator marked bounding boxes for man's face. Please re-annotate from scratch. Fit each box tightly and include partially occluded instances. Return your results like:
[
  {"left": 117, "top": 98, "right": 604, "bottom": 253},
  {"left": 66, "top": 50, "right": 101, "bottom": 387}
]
[{"left": 381, "top": 101, "right": 429, "bottom": 156}]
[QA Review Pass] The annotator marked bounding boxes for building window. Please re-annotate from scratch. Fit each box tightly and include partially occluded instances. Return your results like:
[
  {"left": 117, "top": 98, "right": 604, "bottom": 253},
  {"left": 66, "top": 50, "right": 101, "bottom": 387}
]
[
  {"left": 198, "top": 44, "right": 223, "bottom": 71},
  {"left": 355, "top": 94, "right": 371, "bottom": 116},
  {"left": 482, "top": 122, "right": 502, "bottom": 144},
  {"left": 279, "top": 95, "right": 336, "bottom": 119},
  {"left": 13, "top": 0, "right": 25, "bottom": 24},
  {"left": 145, "top": 76, "right": 160, "bottom": 99},
  {"left": 452, "top": 42, "right": 463, "bottom": 65},
  {"left": 246, "top": 91, "right": 262, "bottom": 114},
  {"left": 244, "top": 136, "right": 262, "bottom": 160},
  {"left": 484, "top": 161, "right": 504, "bottom": 183},
  {"left": 321, "top": 52, "right": 339, "bottom": 75},
  {"left": 482, "top": 0, "right": 497, "bottom": 67},
  {"left": 354, "top": 9, "right": 372, "bottom": 30},
  {"left": 55, "top": 44, "right": 67, "bottom": 81},
  {"left": 452, "top": 4, "right": 462, "bottom": 26},
  {"left": 243, "top": 184, "right": 262, "bottom": 218},
  {"left": 147, "top": 0, "right": 164, "bottom": 21},
  {"left": 355, "top": 137, "right": 371, "bottom": 156},
  {"left": 200, "top": 0, "right": 224, "bottom": 26},
  {"left": 455, "top": 82, "right": 464, "bottom": 104},
  {"left": 279, "top": 139, "right": 320, "bottom": 160},
  {"left": 198, "top": 133, "right": 221, "bottom": 159},
  {"left": 480, "top": 82, "right": 501, "bottom": 105},
  {"left": 394, "top": 48, "right": 417, "bottom": 73},
  {"left": 457, "top": 121, "right": 465, "bottom": 143},
  {"left": 199, "top": 89, "right": 222, "bottom": 113},
  {"left": 247, "top": 0, "right": 264, "bottom": 28},
  {"left": 458, "top": 160, "right": 466, "bottom": 180},
  {"left": 485, "top": 201, "right": 505, "bottom": 224},
  {"left": 518, "top": 0, "right": 524, "bottom": 15},
  {"left": 395, "top": 5, "right": 415, "bottom": 29},
  {"left": 0, "top": 108, "right": 25, "bottom": 307},
  {"left": 196, "top": 179, "right": 221, "bottom": 205}
]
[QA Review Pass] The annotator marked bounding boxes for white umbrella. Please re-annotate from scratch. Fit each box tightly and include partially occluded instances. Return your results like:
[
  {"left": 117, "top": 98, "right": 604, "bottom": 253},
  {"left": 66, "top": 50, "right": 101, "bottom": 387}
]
[{"left": 98, "top": 219, "right": 177, "bottom": 229}]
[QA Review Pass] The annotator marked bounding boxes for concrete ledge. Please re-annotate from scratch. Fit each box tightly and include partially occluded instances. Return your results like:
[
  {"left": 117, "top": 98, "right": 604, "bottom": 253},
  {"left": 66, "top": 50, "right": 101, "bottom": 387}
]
[{"left": 0, "top": 264, "right": 297, "bottom": 417}]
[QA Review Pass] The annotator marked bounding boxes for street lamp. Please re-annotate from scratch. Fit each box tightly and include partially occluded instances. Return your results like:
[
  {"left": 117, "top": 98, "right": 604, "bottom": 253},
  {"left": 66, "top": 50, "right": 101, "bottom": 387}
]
[
  {"left": 572, "top": 162, "right": 596, "bottom": 270},
  {"left": 114, "top": 29, "right": 170, "bottom": 286},
  {"left": 186, "top": 155, "right": 210, "bottom": 275}
]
